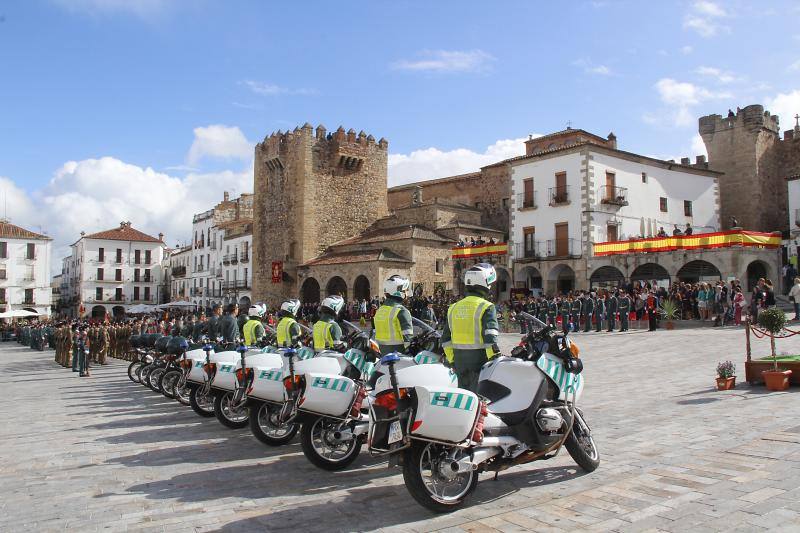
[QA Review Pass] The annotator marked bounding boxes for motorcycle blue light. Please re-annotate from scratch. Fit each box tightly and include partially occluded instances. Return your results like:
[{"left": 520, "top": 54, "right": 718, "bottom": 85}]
[{"left": 380, "top": 353, "right": 401, "bottom": 364}]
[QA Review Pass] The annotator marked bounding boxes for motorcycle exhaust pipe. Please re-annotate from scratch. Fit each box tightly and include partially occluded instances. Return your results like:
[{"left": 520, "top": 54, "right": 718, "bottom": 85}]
[{"left": 449, "top": 446, "right": 504, "bottom": 473}]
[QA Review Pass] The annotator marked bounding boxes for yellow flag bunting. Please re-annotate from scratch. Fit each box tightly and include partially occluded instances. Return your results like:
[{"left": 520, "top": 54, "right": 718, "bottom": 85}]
[{"left": 593, "top": 230, "right": 781, "bottom": 257}]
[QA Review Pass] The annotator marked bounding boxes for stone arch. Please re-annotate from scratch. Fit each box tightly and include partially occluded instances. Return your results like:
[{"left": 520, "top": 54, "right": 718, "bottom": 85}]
[
  {"left": 90, "top": 305, "right": 106, "bottom": 319},
  {"left": 677, "top": 260, "right": 721, "bottom": 283},
  {"left": 326, "top": 276, "right": 347, "bottom": 299},
  {"left": 112, "top": 306, "right": 125, "bottom": 318},
  {"left": 746, "top": 260, "right": 770, "bottom": 291},
  {"left": 548, "top": 264, "right": 575, "bottom": 295},
  {"left": 630, "top": 263, "right": 670, "bottom": 284},
  {"left": 353, "top": 275, "right": 371, "bottom": 301},
  {"left": 514, "top": 265, "right": 543, "bottom": 294},
  {"left": 589, "top": 265, "right": 625, "bottom": 289},
  {"left": 492, "top": 266, "right": 512, "bottom": 302},
  {"left": 300, "top": 277, "right": 321, "bottom": 303}
]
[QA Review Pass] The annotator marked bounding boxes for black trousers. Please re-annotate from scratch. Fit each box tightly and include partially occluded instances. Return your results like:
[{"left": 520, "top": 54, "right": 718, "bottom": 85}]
[{"left": 648, "top": 312, "right": 657, "bottom": 331}]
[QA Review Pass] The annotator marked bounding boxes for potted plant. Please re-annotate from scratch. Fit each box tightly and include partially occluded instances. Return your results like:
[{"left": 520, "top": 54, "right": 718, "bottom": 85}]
[
  {"left": 658, "top": 299, "right": 679, "bottom": 330},
  {"left": 716, "top": 360, "right": 736, "bottom": 390},
  {"left": 757, "top": 307, "right": 792, "bottom": 391}
]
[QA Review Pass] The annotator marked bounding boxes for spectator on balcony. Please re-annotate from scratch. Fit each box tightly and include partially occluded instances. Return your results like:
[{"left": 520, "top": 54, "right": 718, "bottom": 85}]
[
  {"left": 685, "top": 224, "right": 693, "bottom": 236},
  {"left": 657, "top": 227, "right": 668, "bottom": 238},
  {"left": 672, "top": 225, "right": 683, "bottom": 236}
]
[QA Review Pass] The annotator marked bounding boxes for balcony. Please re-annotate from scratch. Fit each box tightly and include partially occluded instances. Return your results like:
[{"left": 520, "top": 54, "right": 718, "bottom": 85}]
[
  {"left": 546, "top": 239, "right": 578, "bottom": 258},
  {"left": 593, "top": 229, "right": 781, "bottom": 257},
  {"left": 172, "top": 265, "right": 187, "bottom": 278},
  {"left": 222, "top": 255, "right": 232, "bottom": 265},
  {"left": 107, "top": 296, "right": 126, "bottom": 303},
  {"left": 236, "top": 280, "right": 250, "bottom": 289},
  {"left": 215, "top": 267, "right": 223, "bottom": 278},
  {"left": 599, "top": 185, "right": 629, "bottom": 207},
  {"left": 451, "top": 242, "right": 508, "bottom": 261},
  {"left": 516, "top": 192, "right": 538, "bottom": 210},
  {"left": 240, "top": 251, "right": 249, "bottom": 263},
  {"left": 548, "top": 186, "right": 570, "bottom": 206},
  {"left": 23, "top": 299, "right": 35, "bottom": 305},
  {"left": 515, "top": 242, "right": 542, "bottom": 260}
]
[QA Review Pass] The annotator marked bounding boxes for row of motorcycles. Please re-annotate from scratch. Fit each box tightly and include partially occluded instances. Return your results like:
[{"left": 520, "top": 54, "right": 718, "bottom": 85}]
[{"left": 125, "top": 313, "right": 599, "bottom": 512}]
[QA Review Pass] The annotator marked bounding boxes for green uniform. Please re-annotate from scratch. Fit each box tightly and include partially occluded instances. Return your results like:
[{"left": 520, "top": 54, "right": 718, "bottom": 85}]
[
  {"left": 373, "top": 296, "right": 413, "bottom": 355},
  {"left": 571, "top": 299, "right": 583, "bottom": 331},
  {"left": 618, "top": 295, "right": 631, "bottom": 331},
  {"left": 582, "top": 296, "right": 594, "bottom": 332},
  {"left": 441, "top": 289, "right": 500, "bottom": 393},
  {"left": 192, "top": 320, "right": 206, "bottom": 342},
  {"left": 547, "top": 300, "right": 558, "bottom": 327},
  {"left": 218, "top": 313, "right": 239, "bottom": 344},
  {"left": 559, "top": 300, "right": 571, "bottom": 332},
  {"left": 537, "top": 300, "right": 548, "bottom": 324},
  {"left": 606, "top": 294, "right": 618, "bottom": 331},
  {"left": 594, "top": 297, "right": 605, "bottom": 332},
  {"left": 207, "top": 315, "right": 220, "bottom": 341},
  {"left": 312, "top": 313, "right": 343, "bottom": 352}
]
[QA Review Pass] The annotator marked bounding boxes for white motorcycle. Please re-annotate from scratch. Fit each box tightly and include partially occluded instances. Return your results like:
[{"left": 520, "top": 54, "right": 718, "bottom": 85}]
[{"left": 368, "top": 312, "right": 599, "bottom": 512}]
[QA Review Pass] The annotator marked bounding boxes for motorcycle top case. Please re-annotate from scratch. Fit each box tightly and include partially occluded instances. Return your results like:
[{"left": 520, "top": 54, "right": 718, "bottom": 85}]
[
  {"left": 410, "top": 386, "right": 480, "bottom": 444},
  {"left": 299, "top": 373, "right": 356, "bottom": 418},
  {"left": 373, "top": 362, "right": 457, "bottom": 395},
  {"left": 207, "top": 351, "right": 241, "bottom": 391},
  {"left": 185, "top": 347, "right": 213, "bottom": 384}
]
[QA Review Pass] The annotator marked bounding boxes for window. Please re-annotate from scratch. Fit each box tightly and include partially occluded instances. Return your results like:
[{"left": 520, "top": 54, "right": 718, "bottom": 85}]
[
  {"left": 98, "top": 247, "right": 104, "bottom": 262},
  {"left": 97, "top": 267, "right": 104, "bottom": 281},
  {"left": 684, "top": 200, "right": 693, "bottom": 217},
  {"left": 145, "top": 250, "right": 151, "bottom": 264},
  {"left": 523, "top": 178, "right": 534, "bottom": 208},
  {"left": 607, "top": 224, "right": 618, "bottom": 242},
  {"left": 555, "top": 223, "right": 569, "bottom": 257},
  {"left": 144, "top": 268, "right": 151, "bottom": 282},
  {"left": 435, "top": 259, "right": 444, "bottom": 275},
  {"left": 115, "top": 248, "right": 122, "bottom": 263},
  {"left": 26, "top": 243, "right": 35, "bottom": 260},
  {"left": 133, "top": 286, "right": 140, "bottom": 301},
  {"left": 134, "top": 268, "right": 140, "bottom": 282},
  {"left": 115, "top": 288, "right": 122, "bottom": 301},
  {"left": 115, "top": 269, "right": 122, "bottom": 282},
  {"left": 24, "top": 289, "right": 33, "bottom": 304},
  {"left": 244, "top": 267, "right": 248, "bottom": 282},
  {"left": 144, "top": 286, "right": 151, "bottom": 301},
  {"left": 659, "top": 197, "right": 668, "bottom": 212},
  {"left": 0, "top": 242, "right": 6, "bottom": 258},
  {"left": 0, "top": 288, "right": 5, "bottom": 303},
  {"left": 523, "top": 226, "right": 536, "bottom": 257},
  {"left": 642, "top": 172, "right": 647, "bottom": 183},
  {"left": 134, "top": 250, "right": 141, "bottom": 264},
  {"left": 0, "top": 268, "right": 5, "bottom": 280},
  {"left": 502, "top": 198, "right": 509, "bottom": 209},
  {"left": 96, "top": 287, "right": 103, "bottom": 301}
]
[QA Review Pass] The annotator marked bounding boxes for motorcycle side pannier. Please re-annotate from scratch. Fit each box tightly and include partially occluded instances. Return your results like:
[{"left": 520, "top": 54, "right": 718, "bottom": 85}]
[
  {"left": 210, "top": 351, "right": 241, "bottom": 391},
  {"left": 185, "top": 348, "right": 212, "bottom": 384},
  {"left": 410, "top": 386, "right": 479, "bottom": 443},
  {"left": 249, "top": 364, "right": 286, "bottom": 402},
  {"left": 300, "top": 372, "right": 355, "bottom": 417}
]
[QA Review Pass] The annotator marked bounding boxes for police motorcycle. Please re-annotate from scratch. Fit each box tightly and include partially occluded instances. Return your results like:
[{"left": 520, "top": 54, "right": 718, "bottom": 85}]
[
  {"left": 181, "top": 338, "right": 238, "bottom": 417},
  {"left": 368, "top": 311, "right": 598, "bottom": 512},
  {"left": 296, "top": 317, "right": 444, "bottom": 471},
  {"left": 141, "top": 335, "right": 173, "bottom": 392},
  {"left": 156, "top": 337, "right": 194, "bottom": 400},
  {"left": 127, "top": 333, "right": 158, "bottom": 383}
]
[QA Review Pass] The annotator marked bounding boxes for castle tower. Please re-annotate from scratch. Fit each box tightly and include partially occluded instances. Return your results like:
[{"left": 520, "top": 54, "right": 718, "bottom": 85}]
[
  {"left": 699, "top": 104, "right": 783, "bottom": 231},
  {"left": 252, "top": 123, "right": 388, "bottom": 303}
]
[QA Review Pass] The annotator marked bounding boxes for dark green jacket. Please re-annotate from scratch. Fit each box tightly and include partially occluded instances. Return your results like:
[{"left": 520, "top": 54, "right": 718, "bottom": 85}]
[{"left": 218, "top": 314, "right": 239, "bottom": 343}]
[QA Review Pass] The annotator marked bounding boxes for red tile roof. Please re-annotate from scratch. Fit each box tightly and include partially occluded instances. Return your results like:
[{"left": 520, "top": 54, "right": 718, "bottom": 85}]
[
  {"left": 301, "top": 248, "right": 412, "bottom": 267},
  {"left": 0, "top": 221, "right": 52, "bottom": 240},
  {"left": 83, "top": 224, "right": 162, "bottom": 243},
  {"left": 332, "top": 225, "right": 453, "bottom": 247}
]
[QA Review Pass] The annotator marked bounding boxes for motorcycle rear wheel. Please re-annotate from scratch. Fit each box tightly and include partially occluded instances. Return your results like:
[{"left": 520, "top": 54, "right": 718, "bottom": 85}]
[
  {"left": 402, "top": 441, "right": 478, "bottom": 513},
  {"left": 189, "top": 386, "right": 215, "bottom": 417},
  {"left": 565, "top": 409, "right": 599, "bottom": 472},
  {"left": 159, "top": 370, "right": 180, "bottom": 400},
  {"left": 249, "top": 401, "right": 299, "bottom": 446},
  {"left": 300, "top": 417, "right": 362, "bottom": 471},
  {"left": 148, "top": 368, "right": 165, "bottom": 392},
  {"left": 127, "top": 361, "right": 142, "bottom": 383},
  {"left": 214, "top": 391, "right": 250, "bottom": 429},
  {"left": 173, "top": 380, "right": 191, "bottom": 406}
]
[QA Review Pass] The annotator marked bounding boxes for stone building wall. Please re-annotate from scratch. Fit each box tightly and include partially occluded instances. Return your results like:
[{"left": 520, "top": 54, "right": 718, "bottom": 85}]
[{"left": 253, "top": 124, "right": 388, "bottom": 304}]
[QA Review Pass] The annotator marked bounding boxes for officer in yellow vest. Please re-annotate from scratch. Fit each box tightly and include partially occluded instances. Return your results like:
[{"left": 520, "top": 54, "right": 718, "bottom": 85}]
[
  {"left": 242, "top": 304, "right": 267, "bottom": 345},
  {"left": 313, "top": 296, "right": 345, "bottom": 352},
  {"left": 373, "top": 275, "right": 414, "bottom": 355},
  {"left": 441, "top": 263, "right": 501, "bottom": 393},
  {"left": 276, "top": 299, "right": 302, "bottom": 348}
]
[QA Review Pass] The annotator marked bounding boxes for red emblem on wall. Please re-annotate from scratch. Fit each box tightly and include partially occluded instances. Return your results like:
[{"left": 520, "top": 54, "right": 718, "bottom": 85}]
[{"left": 271, "top": 262, "right": 283, "bottom": 284}]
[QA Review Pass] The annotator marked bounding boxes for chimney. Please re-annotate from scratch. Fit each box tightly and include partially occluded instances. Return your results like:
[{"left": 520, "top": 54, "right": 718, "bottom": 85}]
[
  {"left": 223, "top": 191, "right": 230, "bottom": 202},
  {"left": 606, "top": 132, "right": 617, "bottom": 149},
  {"left": 158, "top": 232, "right": 164, "bottom": 241}
]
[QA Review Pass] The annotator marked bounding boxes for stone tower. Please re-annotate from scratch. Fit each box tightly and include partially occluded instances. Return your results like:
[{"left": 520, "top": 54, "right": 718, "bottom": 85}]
[
  {"left": 699, "top": 105, "right": 784, "bottom": 231},
  {"left": 252, "top": 123, "right": 388, "bottom": 303}
]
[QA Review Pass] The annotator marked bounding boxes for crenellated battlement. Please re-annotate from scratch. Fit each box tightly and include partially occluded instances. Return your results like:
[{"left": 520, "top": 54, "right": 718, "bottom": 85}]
[
  {"left": 258, "top": 123, "right": 388, "bottom": 156},
  {"left": 699, "top": 104, "right": 780, "bottom": 135}
]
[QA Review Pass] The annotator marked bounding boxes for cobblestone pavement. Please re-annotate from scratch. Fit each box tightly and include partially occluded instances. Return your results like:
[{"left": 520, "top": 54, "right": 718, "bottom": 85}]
[{"left": 1, "top": 327, "right": 800, "bottom": 532}]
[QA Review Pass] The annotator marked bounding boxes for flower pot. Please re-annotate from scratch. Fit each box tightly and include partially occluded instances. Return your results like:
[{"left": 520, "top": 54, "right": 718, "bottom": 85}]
[
  {"left": 665, "top": 321, "right": 675, "bottom": 330},
  {"left": 762, "top": 369, "right": 792, "bottom": 391},
  {"left": 716, "top": 376, "right": 736, "bottom": 390}
]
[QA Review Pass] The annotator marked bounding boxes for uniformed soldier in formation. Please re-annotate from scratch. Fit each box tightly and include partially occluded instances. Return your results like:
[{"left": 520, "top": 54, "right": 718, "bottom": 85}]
[
  {"left": 97, "top": 324, "right": 109, "bottom": 364},
  {"left": 618, "top": 289, "right": 632, "bottom": 332},
  {"left": 606, "top": 290, "right": 619, "bottom": 332},
  {"left": 313, "top": 296, "right": 345, "bottom": 352},
  {"left": 582, "top": 292, "right": 595, "bottom": 332},
  {"left": 547, "top": 297, "right": 558, "bottom": 327},
  {"left": 594, "top": 292, "right": 605, "bottom": 332},
  {"left": 558, "top": 297, "right": 569, "bottom": 332},
  {"left": 537, "top": 297, "right": 548, "bottom": 325},
  {"left": 373, "top": 275, "right": 414, "bottom": 355},
  {"left": 571, "top": 294, "right": 583, "bottom": 332}
]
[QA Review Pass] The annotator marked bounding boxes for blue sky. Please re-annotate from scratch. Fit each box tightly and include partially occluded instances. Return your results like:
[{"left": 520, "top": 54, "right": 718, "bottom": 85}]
[{"left": 0, "top": 0, "right": 798, "bottom": 260}]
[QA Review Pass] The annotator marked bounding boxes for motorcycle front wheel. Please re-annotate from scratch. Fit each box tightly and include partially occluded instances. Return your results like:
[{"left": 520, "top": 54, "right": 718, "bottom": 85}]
[
  {"left": 148, "top": 367, "right": 165, "bottom": 393},
  {"left": 127, "top": 361, "right": 142, "bottom": 383},
  {"left": 138, "top": 364, "right": 154, "bottom": 387},
  {"left": 249, "top": 401, "right": 299, "bottom": 446},
  {"left": 159, "top": 370, "right": 180, "bottom": 400},
  {"left": 189, "top": 386, "right": 215, "bottom": 417},
  {"left": 214, "top": 391, "right": 250, "bottom": 429},
  {"left": 565, "top": 409, "right": 600, "bottom": 472},
  {"left": 173, "top": 380, "right": 191, "bottom": 406},
  {"left": 300, "top": 416, "right": 362, "bottom": 471},
  {"left": 402, "top": 441, "right": 478, "bottom": 513}
]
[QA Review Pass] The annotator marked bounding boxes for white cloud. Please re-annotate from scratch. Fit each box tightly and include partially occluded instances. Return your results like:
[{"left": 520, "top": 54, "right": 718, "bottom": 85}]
[
  {"left": 573, "top": 58, "right": 612, "bottom": 76},
  {"left": 681, "top": 45, "right": 694, "bottom": 54},
  {"left": 683, "top": 1, "right": 729, "bottom": 37},
  {"left": 588, "top": 65, "right": 611, "bottom": 75},
  {"left": 646, "top": 78, "right": 732, "bottom": 127},
  {"left": 52, "top": 0, "right": 172, "bottom": 18},
  {"left": 789, "top": 60, "right": 800, "bottom": 72},
  {"left": 392, "top": 50, "right": 494, "bottom": 73},
  {"left": 765, "top": 90, "right": 800, "bottom": 128},
  {"left": 694, "top": 66, "right": 738, "bottom": 84},
  {"left": 186, "top": 125, "right": 252, "bottom": 165},
  {"left": 240, "top": 80, "right": 317, "bottom": 97},
  {"left": 388, "top": 137, "right": 531, "bottom": 187},
  {"left": 691, "top": 134, "right": 708, "bottom": 158}
]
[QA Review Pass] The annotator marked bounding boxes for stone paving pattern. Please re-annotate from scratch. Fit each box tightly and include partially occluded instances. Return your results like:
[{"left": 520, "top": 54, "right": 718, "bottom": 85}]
[{"left": 1, "top": 326, "right": 800, "bottom": 532}]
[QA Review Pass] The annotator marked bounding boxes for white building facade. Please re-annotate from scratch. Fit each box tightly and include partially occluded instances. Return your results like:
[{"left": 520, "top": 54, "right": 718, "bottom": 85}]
[
  {"left": 61, "top": 222, "right": 166, "bottom": 318},
  {"left": 168, "top": 246, "right": 192, "bottom": 302},
  {"left": 0, "top": 221, "right": 53, "bottom": 317}
]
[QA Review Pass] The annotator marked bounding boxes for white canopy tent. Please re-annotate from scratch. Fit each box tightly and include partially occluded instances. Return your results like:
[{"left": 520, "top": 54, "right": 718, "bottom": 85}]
[
  {"left": 127, "top": 304, "right": 157, "bottom": 314},
  {"left": 156, "top": 301, "right": 197, "bottom": 310},
  {"left": 0, "top": 309, "right": 38, "bottom": 319}
]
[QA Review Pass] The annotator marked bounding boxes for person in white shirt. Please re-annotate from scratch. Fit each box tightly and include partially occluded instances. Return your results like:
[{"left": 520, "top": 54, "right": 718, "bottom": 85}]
[{"left": 789, "top": 277, "right": 800, "bottom": 321}]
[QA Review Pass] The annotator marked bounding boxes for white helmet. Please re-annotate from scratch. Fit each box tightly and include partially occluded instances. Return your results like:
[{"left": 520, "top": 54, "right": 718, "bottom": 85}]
[
  {"left": 280, "top": 299, "right": 301, "bottom": 316},
  {"left": 383, "top": 274, "right": 411, "bottom": 299},
  {"left": 248, "top": 303, "right": 266, "bottom": 318},
  {"left": 464, "top": 263, "right": 497, "bottom": 290},
  {"left": 321, "top": 295, "right": 344, "bottom": 315}
]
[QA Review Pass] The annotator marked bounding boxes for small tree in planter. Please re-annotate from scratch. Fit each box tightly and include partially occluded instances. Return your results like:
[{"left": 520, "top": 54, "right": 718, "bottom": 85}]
[
  {"left": 716, "top": 360, "right": 736, "bottom": 390},
  {"left": 658, "top": 299, "right": 680, "bottom": 330},
  {"left": 757, "top": 307, "right": 792, "bottom": 391}
]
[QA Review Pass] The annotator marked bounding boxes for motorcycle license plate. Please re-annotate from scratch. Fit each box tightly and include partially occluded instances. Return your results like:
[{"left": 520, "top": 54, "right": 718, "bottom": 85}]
[{"left": 388, "top": 421, "right": 403, "bottom": 444}]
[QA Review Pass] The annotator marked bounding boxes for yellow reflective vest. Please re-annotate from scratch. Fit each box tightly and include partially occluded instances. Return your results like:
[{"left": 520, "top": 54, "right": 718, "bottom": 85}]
[
  {"left": 313, "top": 320, "right": 334, "bottom": 352},
  {"left": 445, "top": 295, "right": 494, "bottom": 361},
  {"left": 373, "top": 304, "right": 403, "bottom": 346},
  {"left": 276, "top": 317, "right": 298, "bottom": 347},
  {"left": 243, "top": 319, "right": 262, "bottom": 345}
]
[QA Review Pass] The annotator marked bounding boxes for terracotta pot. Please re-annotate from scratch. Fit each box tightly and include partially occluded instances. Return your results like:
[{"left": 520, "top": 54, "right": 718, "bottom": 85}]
[
  {"left": 716, "top": 376, "right": 736, "bottom": 390},
  {"left": 763, "top": 369, "right": 792, "bottom": 391},
  {"left": 665, "top": 321, "right": 675, "bottom": 330}
]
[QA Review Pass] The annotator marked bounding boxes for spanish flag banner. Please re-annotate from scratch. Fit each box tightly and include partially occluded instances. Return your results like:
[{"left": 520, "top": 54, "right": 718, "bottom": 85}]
[
  {"left": 593, "top": 230, "right": 780, "bottom": 257},
  {"left": 452, "top": 243, "right": 509, "bottom": 259}
]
